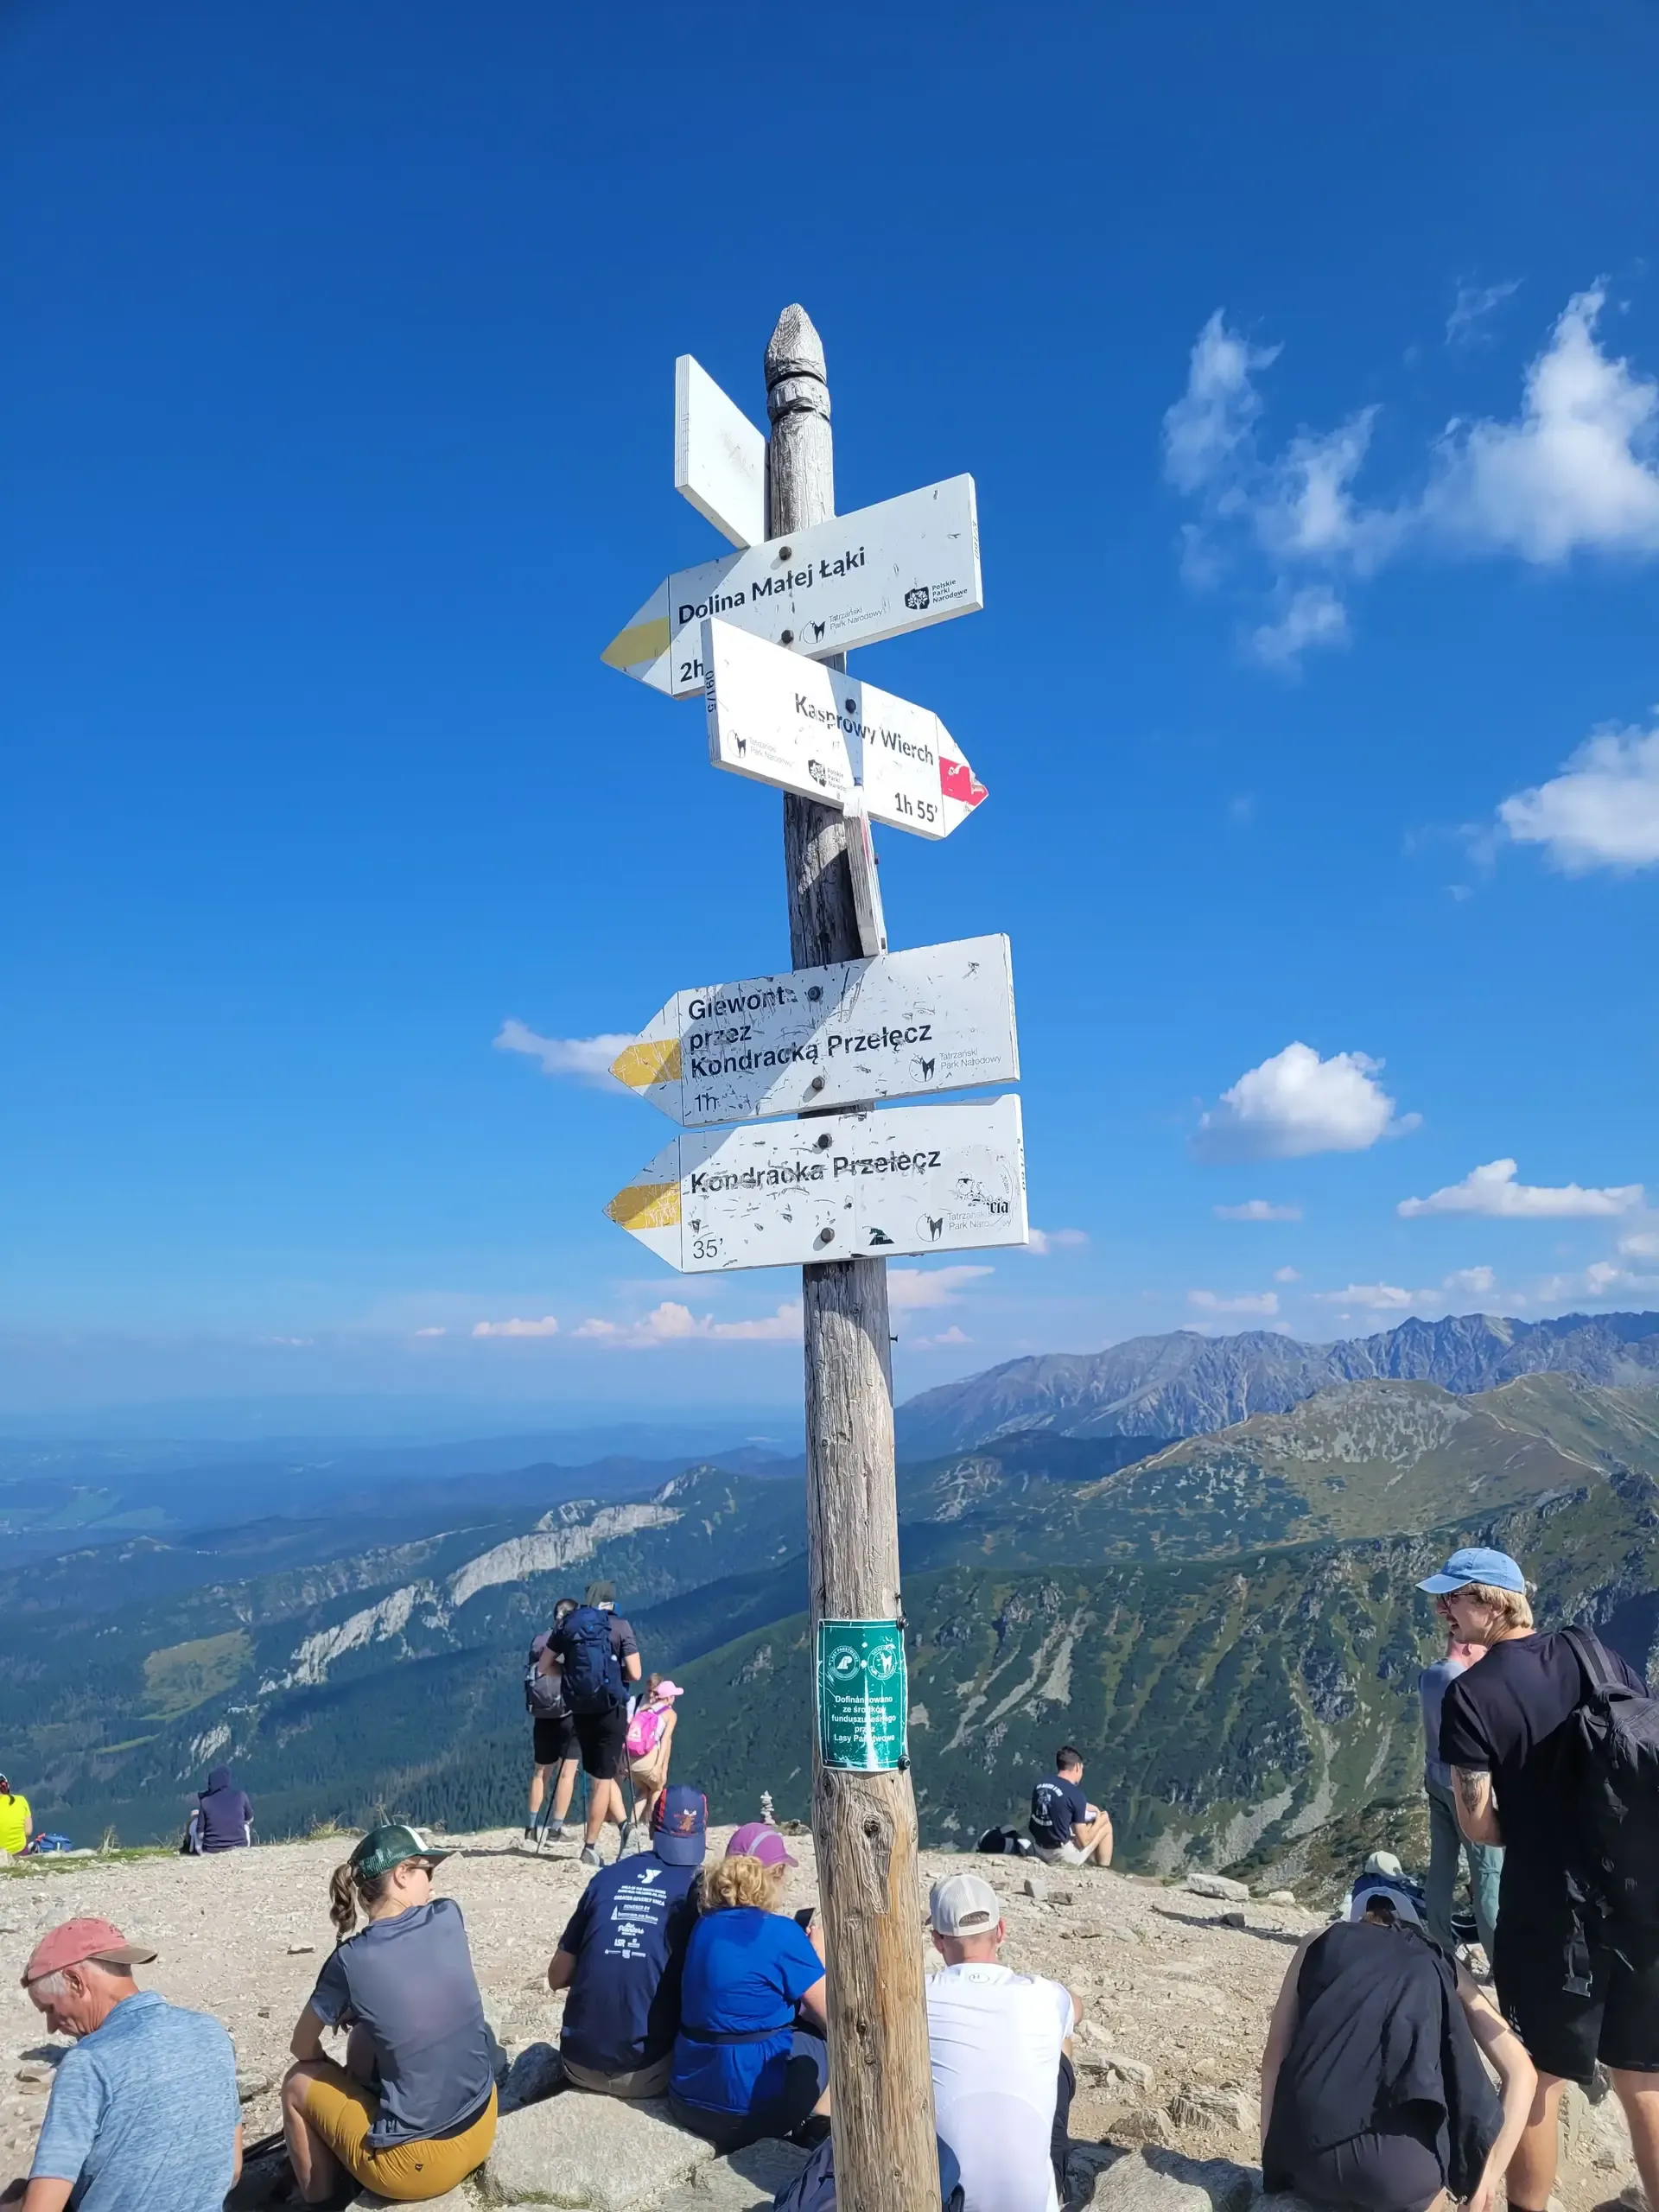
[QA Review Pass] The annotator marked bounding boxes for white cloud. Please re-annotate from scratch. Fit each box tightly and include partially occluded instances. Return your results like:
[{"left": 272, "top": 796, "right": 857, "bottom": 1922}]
[
  {"left": 1425, "top": 289, "right": 1659, "bottom": 561},
  {"left": 1247, "top": 584, "right": 1350, "bottom": 668},
  {"left": 887, "top": 1265, "right": 994, "bottom": 1313},
  {"left": 1319, "top": 1282, "right": 1416, "bottom": 1312},
  {"left": 1533, "top": 1262, "right": 1659, "bottom": 1304},
  {"left": 907, "top": 1324, "right": 973, "bottom": 1350},
  {"left": 1273, "top": 1266, "right": 1302, "bottom": 1283},
  {"left": 1620, "top": 1231, "right": 1659, "bottom": 1261},
  {"left": 1497, "top": 718, "right": 1659, "bottom": 874},
  {"left": 414, "top": 1325, "right": 447, "bottom": 1338},
  {"left": 1188, "top": 1289, "right": 1280, "bottom": 1317},
  {"left": 1194, "top": 1041, "right": 1418, "bottom": 1162},
  {"left": 1443, "top": 1265, "right": 1497, "bottom": 1296},
  {"left": 493, "top": 1020, "right": 632, "bottom": 1087},
  {"left": 573, "top": 1300, "right": 803, "bottom": 1350},
  {"left": 1398, "top": 1159, "right": 1644, "bottom": 1219},
  {"left": 1446, "top": 280, "right": 1521, "bottom": 348},
  {"left": 1213, "top": 1198, "right": 1304, "bottom": 1222},
  {"left": 1163, "top": 311, "right": 1280, "bottom": 495},
  {"left": 472, "top": 1314, "right": 560, "bottom": 1338},
  {"left": 1026, "top": 1228, "right": 1090, "bottom": 1255}
]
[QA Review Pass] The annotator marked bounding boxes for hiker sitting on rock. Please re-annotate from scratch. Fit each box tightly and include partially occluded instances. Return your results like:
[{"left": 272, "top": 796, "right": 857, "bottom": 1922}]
[
  {"left": 281, "top": 1823, "right": 497, "bottom": 2205},
  {"left": 548, "top": 1784, "right": 707, "bottom": 2097},
  {"left": 669, "top": 1821, "right": 830, "bottom": 2153},
  {"left": 183, "top": 1763, "right": 253, "bottom": 1853},
  {"left": 925, "top": 1872, "right": 1082, "bottom": 2212},
  {"left": 6, "top": 1915, "right": 242, "bottom": 2212},
  {"left": 1028, "top": 1747, "right": 1112, "bottom": 1870},
  {"left": 1261, "top": 1859, "right": 1535, "bottom": 2212}
]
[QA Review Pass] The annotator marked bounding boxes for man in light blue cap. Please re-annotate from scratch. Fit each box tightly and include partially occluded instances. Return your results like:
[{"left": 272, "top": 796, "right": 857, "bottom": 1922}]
[
  {"left": 1426, "top": 1543, "right": 1659, "bottom": 2212},
  {"left": 1415, "top": 1564, "right": 1503, "bottom": 1963}
]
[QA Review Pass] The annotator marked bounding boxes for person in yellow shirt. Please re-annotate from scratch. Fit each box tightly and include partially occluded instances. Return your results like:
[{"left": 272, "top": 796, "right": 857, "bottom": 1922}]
[{"left": 0, "top": 1776, "right": 34, "bottom": 1855}]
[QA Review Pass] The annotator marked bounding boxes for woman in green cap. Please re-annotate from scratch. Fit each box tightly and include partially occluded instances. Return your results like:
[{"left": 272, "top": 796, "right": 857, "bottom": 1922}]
[{"left": 280, "top": 1822, "right": 497, "bottom": 2203}]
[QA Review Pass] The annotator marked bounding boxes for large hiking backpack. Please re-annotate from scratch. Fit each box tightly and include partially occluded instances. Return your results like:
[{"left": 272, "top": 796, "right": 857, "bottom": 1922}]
[
  {"left": 524, "top": 1633, "right": 568, "bottom": 1720},
  {"left": 1559, "top": 1624, "right": 1659, "bottom": 1976},
  {"left": 551, "top": 1605, "right": 625, "bottom": 1716}
]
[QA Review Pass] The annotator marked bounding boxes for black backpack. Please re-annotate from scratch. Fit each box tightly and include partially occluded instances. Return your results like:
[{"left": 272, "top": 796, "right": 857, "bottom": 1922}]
[
  {"left": 976, "top": 1824, "right": 1035, "bottom": 1858},
  {"left": 1559, "top": 1624, "right": 1659, "bottom": 1977},
  {"left": 524, "top": 1635, "right": 567, "bottom": 1719},
  {"left": 550, "top": 1605, "right": 625, "bottom": 1715}
]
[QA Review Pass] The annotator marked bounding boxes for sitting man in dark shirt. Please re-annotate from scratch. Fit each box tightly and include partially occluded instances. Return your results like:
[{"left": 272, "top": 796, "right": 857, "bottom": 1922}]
[
  {"left": 547, "top": 1784, "right": 706, "bottom": 2097},
  {"left": 1431, "top": 1545, "right": 1659, "bottom": 2212},
  {"left": 1028, "top": 1746, "right": 1113, "bottom": 1868},
  {"left": 187, "top": 1765, "right": 253, "bottom": 1853}
]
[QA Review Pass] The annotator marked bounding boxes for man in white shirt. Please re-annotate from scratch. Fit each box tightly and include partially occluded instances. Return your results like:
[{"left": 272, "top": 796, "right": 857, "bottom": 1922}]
[{"left": 925, "top": 1873, "right": 1081, "bottom": 2212}]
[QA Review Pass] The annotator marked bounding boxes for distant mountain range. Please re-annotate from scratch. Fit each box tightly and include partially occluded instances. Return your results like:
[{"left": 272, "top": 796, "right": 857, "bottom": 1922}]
[{"left": 895, "top": 1310, "right": 1659, "bottom": 1457}]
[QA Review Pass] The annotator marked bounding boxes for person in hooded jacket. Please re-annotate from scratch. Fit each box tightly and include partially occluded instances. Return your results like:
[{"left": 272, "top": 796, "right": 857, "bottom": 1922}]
[
  {"left": 185, "top": 1766, "right": 253, "bottom": 1853},
  {"left": 1260, "top": 1863, "right": 1535, "bottom": 2212}
]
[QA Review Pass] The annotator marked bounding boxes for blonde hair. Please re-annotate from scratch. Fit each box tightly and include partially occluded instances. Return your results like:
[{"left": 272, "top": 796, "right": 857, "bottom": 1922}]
[
  {"left": 699, "top": 1853, "right": 787, "bottom": 1915},
  {"left": 1464, "top": 1581, "right": 1534, "bottom": 1631},
  {"left": 329, "top": 1859, "right": 395, "bottom": 1946}
]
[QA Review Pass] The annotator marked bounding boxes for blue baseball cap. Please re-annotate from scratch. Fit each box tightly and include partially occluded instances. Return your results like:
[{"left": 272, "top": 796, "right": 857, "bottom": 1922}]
[
  {"left": 652, "top": 1785, "right": 708, "bottom": 1866},
  {"left": 1417, "top": 1546, "right": 1526, "bottom": 1596}
]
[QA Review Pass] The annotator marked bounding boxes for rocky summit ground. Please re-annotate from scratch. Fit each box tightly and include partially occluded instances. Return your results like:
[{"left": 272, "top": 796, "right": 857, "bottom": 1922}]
[{"left": 0, "top": 1825, "right": 1643, "bottom": 2212}]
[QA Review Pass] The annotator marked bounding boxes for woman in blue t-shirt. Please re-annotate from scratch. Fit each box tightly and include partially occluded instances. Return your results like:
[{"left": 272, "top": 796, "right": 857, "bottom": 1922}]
[{"left": 670, "top": 1823, "right": 830, "bottom": 2153}]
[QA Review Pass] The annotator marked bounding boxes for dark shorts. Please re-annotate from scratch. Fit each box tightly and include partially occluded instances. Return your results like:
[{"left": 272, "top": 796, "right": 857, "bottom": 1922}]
[
  {"left": 1287, "top": 2126, "right": 1444, "bottom": 2212},
  {"left": 533, "top": 1713, "right": 578, "bottom": 1768},
  {"left": 1495, "top": 1920, "right": 1659, "bottom": 2085},
  {"left": 670, "top": 2031, "right": 828, "bottom": 2154},
  {"left": 573, "top": 1703, "right": 628, "bottom": 1781}
]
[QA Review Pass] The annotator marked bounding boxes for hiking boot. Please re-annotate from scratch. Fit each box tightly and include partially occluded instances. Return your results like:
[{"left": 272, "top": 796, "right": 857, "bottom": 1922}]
[
  {"left": 524, "top": 1825, "right": 537, "bottom": 1842},
  {"left": 543, "top": 1821, "right": 564, "bottom": 1842},
  {"left": 579, "top": 1843, "right": 601, "bottom": 1868}
]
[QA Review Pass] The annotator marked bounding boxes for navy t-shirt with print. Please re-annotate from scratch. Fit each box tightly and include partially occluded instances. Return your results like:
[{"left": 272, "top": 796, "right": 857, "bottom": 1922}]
[
  {"left": 1029, "top": 1775, "right": 1089, "bottom": 1850},
  {"left": 558, "top": 1854, "right": 701, "bottom": 2075}
]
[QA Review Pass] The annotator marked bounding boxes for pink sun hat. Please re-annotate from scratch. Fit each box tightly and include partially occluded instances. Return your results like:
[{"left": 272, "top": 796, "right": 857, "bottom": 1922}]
[{"left": 727, "top": 1821, "right": 798, "bottom": 1868}]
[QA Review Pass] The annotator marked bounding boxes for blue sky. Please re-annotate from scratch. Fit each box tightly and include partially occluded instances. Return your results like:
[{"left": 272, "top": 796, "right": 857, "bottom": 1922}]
[{"left": 4, "top": 1, "right": 1657, "bottom": 1421}]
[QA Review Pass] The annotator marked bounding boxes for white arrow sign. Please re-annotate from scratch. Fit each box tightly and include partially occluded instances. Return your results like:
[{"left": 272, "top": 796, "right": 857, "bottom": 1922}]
[
  {"left": 611, "top": 935, "right": 1017, "bottom": 1126},
  {"left": 605, "top": 1095, "right": 1027, "bottom": 1273},
  {"left": 601, "top": 475, "right": 982, "bottom": 698},
  {"left": 674, "top": 356, "right": 766, "bottom": 549},
  {"left": 702, "top": 618, "right": 988, "bottom": 837}
]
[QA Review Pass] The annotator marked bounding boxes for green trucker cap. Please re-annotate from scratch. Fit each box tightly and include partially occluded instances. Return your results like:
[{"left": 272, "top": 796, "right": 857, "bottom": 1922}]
[{"left": 350, "top": 1822, "right": 451, "bottom": 1880}]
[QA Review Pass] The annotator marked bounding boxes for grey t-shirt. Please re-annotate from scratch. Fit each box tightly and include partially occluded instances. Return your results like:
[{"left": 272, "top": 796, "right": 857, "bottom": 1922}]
[
  {"left": 1420, "top": 1656, "right": 1468, "bottom": 1788},
  {"left": 309, "top": 1897, "right": 494, "bottom": 2145}
]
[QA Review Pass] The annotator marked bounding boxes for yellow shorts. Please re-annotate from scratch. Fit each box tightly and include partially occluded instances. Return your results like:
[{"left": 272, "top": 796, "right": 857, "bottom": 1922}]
[{"left": 301, "top": 2063, "right": 497, "bottom": 2202}]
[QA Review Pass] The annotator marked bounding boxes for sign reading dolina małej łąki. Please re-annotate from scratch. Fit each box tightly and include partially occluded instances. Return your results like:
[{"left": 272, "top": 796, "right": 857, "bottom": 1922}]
[
  {"left": 610, "top": 935, "right": 1017, "bottom": 1127},
  {"left": 601, "top": 475, "right": 982, "bottom": 698},
  {"left": 702, "top": 619, "right": 988, "bottom": 837},
  {"left": 604, "top": 1094, "right": 1027, "bottom": 1273}
]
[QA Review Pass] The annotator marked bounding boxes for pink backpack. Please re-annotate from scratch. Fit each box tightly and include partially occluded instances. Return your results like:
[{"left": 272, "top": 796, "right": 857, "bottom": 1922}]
[{"left": 626, "top": 1705, "right": 667, "bottom": 1759}]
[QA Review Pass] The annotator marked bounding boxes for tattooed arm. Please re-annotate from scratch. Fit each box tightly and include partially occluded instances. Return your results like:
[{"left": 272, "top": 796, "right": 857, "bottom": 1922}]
[{"left": 1452, "top": 1766, "right": 1502, "bottom": 1846}]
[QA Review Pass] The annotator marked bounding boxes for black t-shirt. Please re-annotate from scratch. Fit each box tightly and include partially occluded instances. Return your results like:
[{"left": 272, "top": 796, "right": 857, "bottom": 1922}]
[
  {"left": 1439, "top": 1630, "right": 1644, "bottom": 1915},
  {"left": 1029, "top": 1775, "right": 1089, "bottom": 1850}
]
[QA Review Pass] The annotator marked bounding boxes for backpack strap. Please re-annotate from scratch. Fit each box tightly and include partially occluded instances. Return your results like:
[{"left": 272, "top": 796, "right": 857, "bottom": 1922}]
[{"left": 1562, "top": 1622, "right": 1623, "bottom": 1696}]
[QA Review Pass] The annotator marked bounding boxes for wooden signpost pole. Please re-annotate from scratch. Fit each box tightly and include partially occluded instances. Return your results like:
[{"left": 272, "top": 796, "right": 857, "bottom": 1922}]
[{"left": 766, "top": 304, "right": 938, "bottom": 2212}]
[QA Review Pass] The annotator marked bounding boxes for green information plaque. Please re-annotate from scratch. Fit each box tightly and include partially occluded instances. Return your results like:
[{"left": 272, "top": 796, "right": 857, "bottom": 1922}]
[{"left": 816, "top": 1618, "right": 908, "bottom": 1772}]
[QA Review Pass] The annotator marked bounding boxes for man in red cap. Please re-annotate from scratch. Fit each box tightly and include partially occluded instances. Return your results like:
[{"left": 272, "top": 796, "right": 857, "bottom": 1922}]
[{"left": 4, "top": 1918, "right": 241, "bottom": 2212}]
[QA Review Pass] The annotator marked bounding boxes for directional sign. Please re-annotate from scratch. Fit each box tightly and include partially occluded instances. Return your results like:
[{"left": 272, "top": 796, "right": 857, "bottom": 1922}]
[
  {"left": 610, "top": 935, "right": 1017, "bottom": 1126},
  {"left": 601, "top": 475, "right": 982, "bottom": 698},
  {"left": 702, "top": 618, "right": 988, "bottom": 838},
  {"left": 674, "top": 356, "right": 766, "bottom": 549},
  {"left": 604, "top": 1095, "right": 1027, "bottom": 1273}
]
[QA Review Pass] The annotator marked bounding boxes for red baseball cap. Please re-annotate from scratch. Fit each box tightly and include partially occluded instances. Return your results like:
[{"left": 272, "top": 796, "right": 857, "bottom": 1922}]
[{"left": 22, "top": 1918, "right": 157, "bottom": 1988}]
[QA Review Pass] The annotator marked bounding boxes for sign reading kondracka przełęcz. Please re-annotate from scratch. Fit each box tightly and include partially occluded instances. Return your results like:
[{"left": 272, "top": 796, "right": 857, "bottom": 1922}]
[{"left": 816, "top": 1618, "right": 908, "bottom": 1772}]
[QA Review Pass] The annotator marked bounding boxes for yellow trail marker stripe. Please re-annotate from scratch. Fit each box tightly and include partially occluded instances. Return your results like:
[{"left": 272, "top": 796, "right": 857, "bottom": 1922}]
[
  {"left": 600, "top": 615, "right": 671, "bottom": 671},
  {"left": 611, "top": 1038, "right": 682, "bottom": 1090},
  {"left": 605, "top": 1180, "right": 681, "bottom": 1231}
]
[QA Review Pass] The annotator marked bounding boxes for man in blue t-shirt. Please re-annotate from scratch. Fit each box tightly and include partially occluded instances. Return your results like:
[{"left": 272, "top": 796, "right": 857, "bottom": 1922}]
[
  {"left": 1029, "top": 1746, "right": 1114, "bottom": 1867},
  {"left": 549, "top": 1783, "right": 708, "bottom": 2096}
]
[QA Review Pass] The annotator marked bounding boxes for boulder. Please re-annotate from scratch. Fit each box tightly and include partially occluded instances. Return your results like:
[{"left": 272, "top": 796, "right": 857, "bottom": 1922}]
[
  {"left": 1219, "top": 1910, "right": 1247, "bottom": 1929},
  {"left": 499, "top": 2042, "right": 564, "bottom": 2113},
  {"left": 1077, "top": 2050, "right": 1154, "bottom": 2091},
  {"left": 481, "top": 2093, "right": 716, "bottom": 2210},
  {"left": 1169, "top": 2085, "right": 1255, "bottom": 2132},
  {"left": 1183, "top": 1875, "right": 1249, "bottom": 1903},
  {"left": 656, "top": 2139, "right": 811, "bottom": 2212},
  {"left": 1264, "top": 1891, "right": 1296, "bottom": 1906}
]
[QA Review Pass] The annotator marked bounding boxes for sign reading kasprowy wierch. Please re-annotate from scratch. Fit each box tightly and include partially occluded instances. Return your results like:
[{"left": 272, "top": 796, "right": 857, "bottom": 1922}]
[
  {"left": 604, "top": 1094, "right": 1027, "bottom": 1273},
  {"left": 702, "top": 620, "right": 988, "bottom": 837},
  {"left": 601, "top": 475, "right": 981, "bottom": 698},
  {"left": 610, "top": 935, "right": 1017, "bottom": 1126}
]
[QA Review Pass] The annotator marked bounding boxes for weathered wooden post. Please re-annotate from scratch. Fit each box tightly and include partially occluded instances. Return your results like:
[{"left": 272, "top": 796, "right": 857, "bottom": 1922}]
[{"left": 766, "top": 304, "right": 939, "bottom": 2212}]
